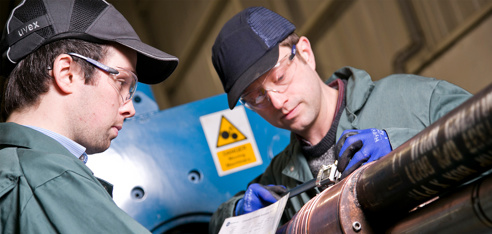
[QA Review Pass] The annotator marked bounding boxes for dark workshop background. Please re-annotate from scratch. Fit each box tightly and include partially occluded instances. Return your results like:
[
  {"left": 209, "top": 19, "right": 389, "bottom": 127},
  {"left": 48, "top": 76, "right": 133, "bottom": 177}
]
[{"left": 2, "top": 0, "right": 491, "bottom": 110}]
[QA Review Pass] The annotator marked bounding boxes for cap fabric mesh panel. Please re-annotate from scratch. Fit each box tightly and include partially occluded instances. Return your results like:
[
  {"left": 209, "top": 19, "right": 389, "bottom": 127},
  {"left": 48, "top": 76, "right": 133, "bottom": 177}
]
[
  {"left": 15, "top": 0, "right": 46, "bottom": 23},
  {"left": 13, "top": 0, "right": 54, "bottom": 39},
  {"left": 248, "top": 7, "right": 293, "bottom": 48},
  {"left": 70, "top": 0, "right": 107, "bottom": 32}
]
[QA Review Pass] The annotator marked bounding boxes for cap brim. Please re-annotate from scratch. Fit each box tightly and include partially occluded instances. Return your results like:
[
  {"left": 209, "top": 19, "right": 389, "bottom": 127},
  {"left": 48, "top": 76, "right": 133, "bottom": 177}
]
[
  {"left": 227, "top": 45, "right": 279, "bottom": 109},
  {"left": 88, "top": 5, "right": 178, "bottom": 85},
  {"left": 116, "top": 38, "right": 178, "bottom": 84}
]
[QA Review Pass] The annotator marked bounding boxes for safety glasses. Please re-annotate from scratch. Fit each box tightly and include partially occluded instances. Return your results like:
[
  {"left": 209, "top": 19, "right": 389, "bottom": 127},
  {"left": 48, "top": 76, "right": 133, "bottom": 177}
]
[{"left": 67, "top": 52, "right": 138, "bottom": 104}]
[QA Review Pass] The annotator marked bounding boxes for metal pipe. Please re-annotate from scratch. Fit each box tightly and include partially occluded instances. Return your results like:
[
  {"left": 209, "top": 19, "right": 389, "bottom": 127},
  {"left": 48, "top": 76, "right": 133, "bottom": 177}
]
[
  {"left": 276, "top": 163, "right": 374, "bottom": 233},
  {"left": 357, "top": 81, "right": 492, "bottom": 217},
  {"left": 277, "top": 82, "right": 492, "bottom": 233},
  {"left": 387, "top": 173, "right": 492, "bottom": 233}
]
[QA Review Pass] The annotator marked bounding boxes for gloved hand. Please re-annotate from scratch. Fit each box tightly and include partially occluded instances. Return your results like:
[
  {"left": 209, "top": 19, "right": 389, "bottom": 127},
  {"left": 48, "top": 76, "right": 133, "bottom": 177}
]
[
  {"left": 235, "top": 183, "right": 287, "bottom": 216},
  {"left": 336, "top": 128, "right": 392, "bottom": 179}
]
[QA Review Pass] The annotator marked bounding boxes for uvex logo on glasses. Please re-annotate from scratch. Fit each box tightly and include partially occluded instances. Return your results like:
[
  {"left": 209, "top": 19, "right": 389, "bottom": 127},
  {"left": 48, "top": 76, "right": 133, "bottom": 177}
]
[
  {"left": 67, "top": 53, "right": 138, "bottom": 104},
  {"left": 240, "top": 45, "right": 297, "bottom": 110}
]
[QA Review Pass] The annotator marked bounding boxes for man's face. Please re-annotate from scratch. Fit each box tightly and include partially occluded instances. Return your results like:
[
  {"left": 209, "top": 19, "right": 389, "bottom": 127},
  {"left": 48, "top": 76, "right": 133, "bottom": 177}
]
[
  {"left": 243, "top": 45, "right": 324, "bottom": 135},
  {"left": 72, "top": 45, "right": 137, "bottom": 154}
]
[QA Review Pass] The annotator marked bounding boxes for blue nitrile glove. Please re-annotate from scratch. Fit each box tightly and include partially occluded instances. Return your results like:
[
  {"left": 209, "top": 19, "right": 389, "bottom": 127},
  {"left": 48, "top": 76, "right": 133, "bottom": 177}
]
[
  {"left": 235, "top": 183, "right": 287, "bottom": 216},
  {"left": 336, "top": 128, "right": 392, "bottom": 179}
]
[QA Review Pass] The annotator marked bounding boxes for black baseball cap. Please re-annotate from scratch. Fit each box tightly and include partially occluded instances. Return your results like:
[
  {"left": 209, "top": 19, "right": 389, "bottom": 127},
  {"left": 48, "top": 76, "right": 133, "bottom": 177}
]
[
  {"left": 0, "top": 0, "right": 178, "bottom": 84},
  {"left": 212, "top": 7, "right": 295, "bottom": 109}
]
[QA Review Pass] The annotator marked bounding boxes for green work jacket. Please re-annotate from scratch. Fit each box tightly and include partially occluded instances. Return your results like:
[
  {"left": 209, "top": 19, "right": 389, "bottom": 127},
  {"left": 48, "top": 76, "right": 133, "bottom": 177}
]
[
  {"left": 209, "top": 66, "right": 472, "bottom": 234},
  {"left": 0, "top": 123, "right": 150, "bottom": 234}
]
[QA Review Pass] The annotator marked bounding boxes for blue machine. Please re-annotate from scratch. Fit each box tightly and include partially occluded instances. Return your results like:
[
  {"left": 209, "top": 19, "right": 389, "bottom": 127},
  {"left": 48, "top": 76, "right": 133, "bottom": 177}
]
[{"left": 87, "top": 84, "right": 290, "bottom": 233}]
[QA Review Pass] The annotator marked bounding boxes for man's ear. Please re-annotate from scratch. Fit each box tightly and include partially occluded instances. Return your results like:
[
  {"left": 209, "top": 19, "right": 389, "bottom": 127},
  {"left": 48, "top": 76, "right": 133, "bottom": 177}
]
[
  {"left": 51, "top": 54, "right": 77, "bottom": 94},
  {"left": 296, "top": 36, "right": 316, "bottom": 70}
]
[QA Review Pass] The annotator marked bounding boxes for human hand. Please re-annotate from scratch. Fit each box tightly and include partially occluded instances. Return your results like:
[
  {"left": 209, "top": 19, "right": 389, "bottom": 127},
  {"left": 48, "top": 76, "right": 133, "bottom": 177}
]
[
  {"left": 336, "top": 128, "right": 392, "bottom": 179},
  {"left": 235, "top": 183, "right": 287, "bottom": 216}
]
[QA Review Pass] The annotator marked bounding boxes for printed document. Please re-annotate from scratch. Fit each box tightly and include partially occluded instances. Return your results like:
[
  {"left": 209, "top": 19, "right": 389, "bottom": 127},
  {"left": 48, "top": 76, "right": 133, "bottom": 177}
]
[{"left": 218, "top": 194, "right": 289, "bottom": 234}]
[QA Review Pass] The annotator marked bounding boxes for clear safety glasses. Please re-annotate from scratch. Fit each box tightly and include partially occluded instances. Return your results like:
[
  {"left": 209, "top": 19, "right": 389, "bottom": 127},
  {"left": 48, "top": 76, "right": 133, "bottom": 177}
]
[
  {"left": 240, "top": 45, "right": 297, "bottom": 110},
  {"left": 67, "top": 52, "right": 138, "bottom": 104}
]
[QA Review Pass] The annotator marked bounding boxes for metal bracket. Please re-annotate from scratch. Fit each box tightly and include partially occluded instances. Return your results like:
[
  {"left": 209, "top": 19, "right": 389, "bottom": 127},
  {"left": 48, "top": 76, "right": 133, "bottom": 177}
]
[{"left": 316, "top": 161, "right": 341, "bottom": 187}]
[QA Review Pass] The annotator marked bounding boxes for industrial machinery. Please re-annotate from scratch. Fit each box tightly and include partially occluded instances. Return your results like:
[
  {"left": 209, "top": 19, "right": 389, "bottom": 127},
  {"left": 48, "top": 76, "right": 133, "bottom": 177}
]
[{"left": 87, "top": 84, "right": 291, "bottom": 233}]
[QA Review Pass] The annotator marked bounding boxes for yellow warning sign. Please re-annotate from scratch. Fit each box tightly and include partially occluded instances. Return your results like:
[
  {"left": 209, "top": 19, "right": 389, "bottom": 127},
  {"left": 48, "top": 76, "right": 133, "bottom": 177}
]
[
  {"left": 200, "top": 106, "right": 263, "bottom": 176},
  {"left": 216, "top": 116, "right": 247, "bottom": 147},
  {"left": 218, "top": 143, "right": 257, "bottom": 171}
]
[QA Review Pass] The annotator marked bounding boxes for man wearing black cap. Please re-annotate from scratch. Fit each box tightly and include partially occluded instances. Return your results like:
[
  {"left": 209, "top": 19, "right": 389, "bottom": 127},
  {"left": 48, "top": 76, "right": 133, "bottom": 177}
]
[
  {"left": 0, "top": 0, "right": 177, "bottom": 233},
  {"left": 209, "top": 6, "right": 471, "bottom": 233}
]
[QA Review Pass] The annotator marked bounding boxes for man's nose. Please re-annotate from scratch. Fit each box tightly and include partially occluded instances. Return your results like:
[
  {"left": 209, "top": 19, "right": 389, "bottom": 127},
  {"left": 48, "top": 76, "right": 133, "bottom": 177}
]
[
  {"left": 267, "top": 90, "right": 287, "bottom": 109},
  {"left": 120, "top": 100, "right": 136, "bottom": 118}
]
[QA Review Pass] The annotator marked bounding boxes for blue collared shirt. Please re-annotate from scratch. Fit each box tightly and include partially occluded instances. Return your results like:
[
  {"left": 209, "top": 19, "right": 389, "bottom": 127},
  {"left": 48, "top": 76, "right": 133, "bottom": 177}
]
[{"left": 25, "top": 125, "right": 88, "bottom": 163}]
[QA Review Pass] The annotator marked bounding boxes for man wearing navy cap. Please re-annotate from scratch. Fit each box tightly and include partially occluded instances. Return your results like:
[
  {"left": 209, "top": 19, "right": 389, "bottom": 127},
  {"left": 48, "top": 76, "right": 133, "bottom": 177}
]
[
  {"left": 209, "top": 6, "right": 471, "bottom": 233},
  {"left": 0, "top": 0, "right": 178, "bottom": 232}
]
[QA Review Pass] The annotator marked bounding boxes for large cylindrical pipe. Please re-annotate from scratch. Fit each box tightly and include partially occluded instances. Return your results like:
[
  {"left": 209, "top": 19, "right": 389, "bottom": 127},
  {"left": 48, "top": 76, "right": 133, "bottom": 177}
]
[
  {"left": 357, "top": 82, "right": 492, "bottom": 217},
  {"left": 277, "top": 164, "right": 376, "bottom": 234},
  {"left": 387, "top": 173, "right": 492, "bottom": 233},
  {"left": 277, "top": 83, "right": 492, "bottom": 233}
]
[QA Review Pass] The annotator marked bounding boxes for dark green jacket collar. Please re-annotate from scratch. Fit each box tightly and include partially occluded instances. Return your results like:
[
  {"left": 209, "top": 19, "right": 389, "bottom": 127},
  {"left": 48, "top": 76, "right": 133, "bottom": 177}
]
[{"left": 0, "top": 122, "right": 72, "bottom": 156}]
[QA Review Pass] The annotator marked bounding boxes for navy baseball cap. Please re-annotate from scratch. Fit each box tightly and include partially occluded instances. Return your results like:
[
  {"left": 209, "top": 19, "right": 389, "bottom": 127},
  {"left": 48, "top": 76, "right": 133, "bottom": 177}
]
[
  {"left": 1, "top": 0, "right": 178, "bottom": 84},
  {"left": 212, "top": 7, "right": 295, "bottom": 109}
]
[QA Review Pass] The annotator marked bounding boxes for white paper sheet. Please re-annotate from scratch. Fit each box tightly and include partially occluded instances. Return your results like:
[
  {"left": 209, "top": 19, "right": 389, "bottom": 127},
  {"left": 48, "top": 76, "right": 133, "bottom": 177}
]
[{"left": 218, "top": 194, "right": 289, "bottom": 234}]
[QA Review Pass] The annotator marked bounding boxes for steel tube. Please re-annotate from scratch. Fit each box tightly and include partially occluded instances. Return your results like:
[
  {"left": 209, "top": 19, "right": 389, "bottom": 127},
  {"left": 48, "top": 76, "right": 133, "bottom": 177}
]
[
  {"left": 387, "top": 173, "right": 492, "bottom": 233},
  {"left": 277, "top": 164, "right": 375, "bottom": 234},
  {"left": 357, "top": 82, "right": 492, "bottom": 217},
  {"left": 277, "top": 82, "right": 492, "bottom": 233}
]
